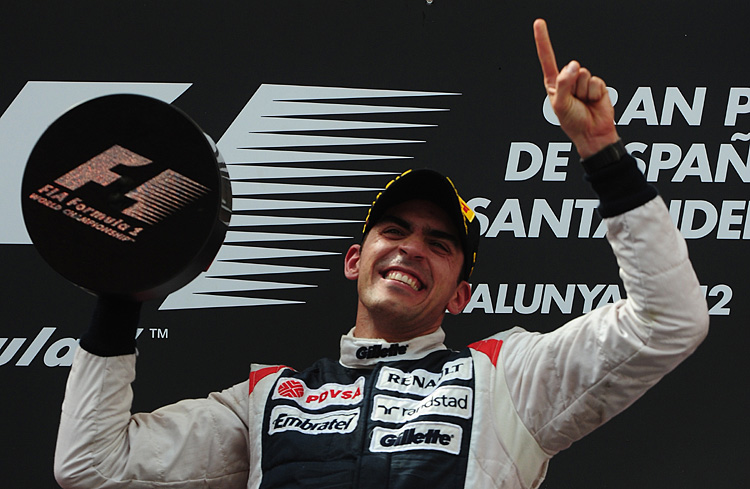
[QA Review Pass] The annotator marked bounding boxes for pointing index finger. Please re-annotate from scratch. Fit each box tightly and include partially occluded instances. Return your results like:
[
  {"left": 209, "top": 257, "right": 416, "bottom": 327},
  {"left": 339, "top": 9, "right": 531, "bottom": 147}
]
[{"left": 534, "top": 19, "right": 559, "bottom": 89}]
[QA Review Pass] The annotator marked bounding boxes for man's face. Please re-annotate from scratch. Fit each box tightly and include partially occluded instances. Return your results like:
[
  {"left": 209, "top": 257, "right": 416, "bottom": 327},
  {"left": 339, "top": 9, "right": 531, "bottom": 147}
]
[{"left": 345, "top": 199, "right": 471, "bottom": 338}]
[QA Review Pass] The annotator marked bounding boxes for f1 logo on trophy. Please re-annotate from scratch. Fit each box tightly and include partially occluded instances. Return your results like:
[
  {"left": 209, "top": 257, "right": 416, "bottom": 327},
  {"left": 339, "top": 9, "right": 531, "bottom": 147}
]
[{"left": 22, "top": 94, "right": 231, "bottom": 300}]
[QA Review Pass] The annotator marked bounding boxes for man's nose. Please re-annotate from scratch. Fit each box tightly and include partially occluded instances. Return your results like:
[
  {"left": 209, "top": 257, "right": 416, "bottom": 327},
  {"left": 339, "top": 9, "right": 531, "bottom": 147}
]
[{"left": 398, "top": 235, "right": 426, "bottom": 259}]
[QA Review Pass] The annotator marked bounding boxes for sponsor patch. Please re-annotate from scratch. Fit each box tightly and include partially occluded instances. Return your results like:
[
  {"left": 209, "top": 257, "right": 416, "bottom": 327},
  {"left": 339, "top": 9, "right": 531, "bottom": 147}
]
[
  {"left": 371, "top": 386, "right": 473, "bottom": 423},
  {"left": 356, "top": 342, "right": 408, "bottom": 360},
  {"left": 273, "top": 376, "right": 365, "bottom": 409},
  {"left": 269, "top": 405, "right": 360, "bottom": 435},
  {"left": 376, "top": 357, "right": 472, "bottom": 396},
  {"left": 369, "top": 421, "right": 462, "bottom": 455}
]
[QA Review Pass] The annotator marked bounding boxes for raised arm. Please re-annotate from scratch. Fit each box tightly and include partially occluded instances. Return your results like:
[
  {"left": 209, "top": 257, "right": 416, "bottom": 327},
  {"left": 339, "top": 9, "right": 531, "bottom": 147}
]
[
  {"left": 54, "top": 297, "right": 250, "bottom": 488},
  {"left": 533, "top": 18, "right": 619, "bottom": 158},
  {"left": 493, "top": 20, "right": 710, "bottom": 457}
]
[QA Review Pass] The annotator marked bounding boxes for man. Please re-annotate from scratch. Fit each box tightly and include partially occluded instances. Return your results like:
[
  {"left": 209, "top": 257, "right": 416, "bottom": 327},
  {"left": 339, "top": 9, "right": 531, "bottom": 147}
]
[{"left": 54, "top": 19, "right": 709, "bottom": 489}]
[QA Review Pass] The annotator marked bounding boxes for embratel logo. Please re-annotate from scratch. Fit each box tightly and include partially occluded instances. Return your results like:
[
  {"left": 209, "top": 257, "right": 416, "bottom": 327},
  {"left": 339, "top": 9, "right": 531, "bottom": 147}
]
[
  {"left": 371, "top": 386, "right": 473, "bottom": 423},
  {"left": 356, "top": 343, "right": 408, "bottom": 360},
  {"left": 269, "top": 405, "right": 360, "bottom": 436},
  {"left": 369, "top": 422, "right": 462, "bottom": 455},
  {"left": 273, "top": 376, "right": 365, "bottom": 409},
  {"left": 27, "top": 145, "right": 209, "bottom": 243}
]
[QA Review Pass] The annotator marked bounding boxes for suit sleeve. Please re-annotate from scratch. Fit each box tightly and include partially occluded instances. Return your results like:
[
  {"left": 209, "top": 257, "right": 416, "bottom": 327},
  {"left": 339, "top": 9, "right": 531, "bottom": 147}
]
[
  {"left": 501, "top": 195, "right": 709, "bottom": 454},
  {"left": 54, "top": 347, "right": 250, "bottom": 488}
]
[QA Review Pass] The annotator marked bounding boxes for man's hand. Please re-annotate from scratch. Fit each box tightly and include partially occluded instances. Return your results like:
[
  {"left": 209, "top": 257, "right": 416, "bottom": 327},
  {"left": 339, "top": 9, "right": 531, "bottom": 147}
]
[{"left": 533, "top": 19, "right": 620, "bottom": 159}]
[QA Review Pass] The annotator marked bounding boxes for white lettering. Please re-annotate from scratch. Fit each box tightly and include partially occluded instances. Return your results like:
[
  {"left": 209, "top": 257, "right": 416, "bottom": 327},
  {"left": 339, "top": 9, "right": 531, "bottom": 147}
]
[
  {"left": 717, "top": 201, "right": 746, "bottom": 239},
  {"left": 626, "top": 142, "right": 750, "bottom": 183},
  {"left": 646, "top": 143, "right": 682, "bottom": 181},
  {"left": 679, "top": 200, "right": 718, "bottom": 239},
  {"left": 661, "top": 87, "right": 706, "bottom": 126},
  {"left": 473, "top": 196, "right": 750, "bottom": 240},
  {"left": 484, "top": 198, "right": 526, "bottom": 238},
  {"left": 464, "top": 283, "right": 619, "bottom": 315},
  {"left": 472, "top": 198, "right": 606, "bottom": 239},
  {"left": 504, "top": 142, "right": 573, "bottom": 182},
  {"left": 716, "top": 144, "right": 750, "bottom": 182},
  {"left": 0, "top": 327, "right": 145, "bottom": 368},
  {"left": 725, "top": 87, "right": 750, "bottom": 126},
  {"left": 618, "top": 86, "right": 659, "bottom": 125},
  {"left": 505, "top": 142, "right": 543, "bottom": 181},
  {"left": 465, "top": 283, "right": 730, "bottom": 316},
  {"left": 528, "top": 199, "right": 574, "bottom": 238}
]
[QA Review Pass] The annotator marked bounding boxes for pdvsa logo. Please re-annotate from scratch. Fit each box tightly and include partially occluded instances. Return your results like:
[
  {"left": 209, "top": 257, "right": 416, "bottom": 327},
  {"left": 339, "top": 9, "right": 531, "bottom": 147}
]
[
  {"left": 369, "top": 422, "right": 462, "bottom": 455},
  {"left": 273, "top": 376, "right": 365, "bottom": 409}
]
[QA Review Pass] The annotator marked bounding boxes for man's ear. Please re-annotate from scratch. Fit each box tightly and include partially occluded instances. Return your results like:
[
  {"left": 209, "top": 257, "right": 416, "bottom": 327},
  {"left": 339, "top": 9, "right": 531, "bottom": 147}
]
[
  {"left": 446, "top": 280, "right": 472, "bottom": 315},
  {"left": 344, "top": 244, "right": 362, "bottom": 281}
]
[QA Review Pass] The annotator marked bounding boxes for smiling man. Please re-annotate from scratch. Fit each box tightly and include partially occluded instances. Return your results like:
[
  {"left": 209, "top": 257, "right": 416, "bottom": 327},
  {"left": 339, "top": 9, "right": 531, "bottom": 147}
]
[
  {"left": 54, "top": 20, "right": 709, "bottom": 489},
  {"left": 345, "top": 172, "right": 477, "bottom": 342}
]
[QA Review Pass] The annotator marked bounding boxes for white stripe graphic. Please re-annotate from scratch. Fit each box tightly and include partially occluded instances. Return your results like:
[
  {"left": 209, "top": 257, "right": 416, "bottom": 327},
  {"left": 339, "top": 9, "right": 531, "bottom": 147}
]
[
  {"left": 231, "top": 198, "right": 369, "bottom": 212},
  {"left": 158, "top": 84, "right": 458, "bottom": 310},
  {"left": 223, "top": 231, "right": 352, "bottom": 243}
]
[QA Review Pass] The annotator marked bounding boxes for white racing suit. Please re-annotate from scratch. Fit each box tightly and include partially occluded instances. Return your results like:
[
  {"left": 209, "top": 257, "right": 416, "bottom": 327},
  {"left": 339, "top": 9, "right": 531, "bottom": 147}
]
[{"left": 54, "top": 197, "right": 709, "bottom": 488}]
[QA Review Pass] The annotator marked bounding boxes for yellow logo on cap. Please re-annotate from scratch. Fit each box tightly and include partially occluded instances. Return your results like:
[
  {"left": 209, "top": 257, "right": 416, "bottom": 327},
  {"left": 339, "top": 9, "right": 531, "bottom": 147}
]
[{"left": 458, "top": 196, "right": 475, "bottom": 222}]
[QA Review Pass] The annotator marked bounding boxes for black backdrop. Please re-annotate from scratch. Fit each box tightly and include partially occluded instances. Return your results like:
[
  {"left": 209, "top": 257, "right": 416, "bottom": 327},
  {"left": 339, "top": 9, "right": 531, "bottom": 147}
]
[{"left": 1, "top": 1, "right": 747, "bottom": 487}]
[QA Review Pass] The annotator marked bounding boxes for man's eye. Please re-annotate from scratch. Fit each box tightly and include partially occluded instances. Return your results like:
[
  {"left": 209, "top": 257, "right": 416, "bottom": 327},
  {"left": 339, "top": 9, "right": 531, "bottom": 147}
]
[
  {"left": 431, "top": 241, "right": 450, "bottom": 253},
  {"left": 383, "top": 227, "right": 404, "bottom": 236}
]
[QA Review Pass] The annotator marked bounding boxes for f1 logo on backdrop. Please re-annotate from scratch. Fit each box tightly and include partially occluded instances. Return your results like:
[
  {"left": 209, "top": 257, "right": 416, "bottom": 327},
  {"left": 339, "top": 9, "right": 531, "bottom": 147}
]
[{"left": 1, "top": 81, "right": 456, "bottom": 311}]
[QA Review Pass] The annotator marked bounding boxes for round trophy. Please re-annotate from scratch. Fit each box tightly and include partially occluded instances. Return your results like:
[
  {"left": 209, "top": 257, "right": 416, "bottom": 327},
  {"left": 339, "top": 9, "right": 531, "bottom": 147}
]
[{"left": 21, "top": 94, "right": 232, "bottom": 300}]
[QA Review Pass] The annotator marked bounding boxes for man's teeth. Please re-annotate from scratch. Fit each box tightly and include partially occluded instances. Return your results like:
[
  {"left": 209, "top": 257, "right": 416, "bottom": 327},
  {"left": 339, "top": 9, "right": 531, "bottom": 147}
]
[{"left": 385, "top": 271, "right": 421, "bottom": 291}]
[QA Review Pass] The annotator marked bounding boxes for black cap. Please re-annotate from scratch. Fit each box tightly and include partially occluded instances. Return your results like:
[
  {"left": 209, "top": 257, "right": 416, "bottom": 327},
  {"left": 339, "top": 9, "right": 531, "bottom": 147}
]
[{"left": 363, "top": 169, "right": 480, "bottom": 280}]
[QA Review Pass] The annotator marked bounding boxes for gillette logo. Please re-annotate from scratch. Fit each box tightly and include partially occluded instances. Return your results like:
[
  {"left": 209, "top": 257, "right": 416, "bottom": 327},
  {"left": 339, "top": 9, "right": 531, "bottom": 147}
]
[
  {"left": 356, "top": 343, "right": 408, "bottom": 360},
  {"left": 370, "top": 422, "right": 462, "bottom": 455}
]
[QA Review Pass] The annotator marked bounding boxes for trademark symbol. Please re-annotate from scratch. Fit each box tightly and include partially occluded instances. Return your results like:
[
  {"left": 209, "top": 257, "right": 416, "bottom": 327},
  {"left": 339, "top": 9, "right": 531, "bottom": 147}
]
[{"left": 150, "top": 328, "right": 169, "bottom": 339}]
